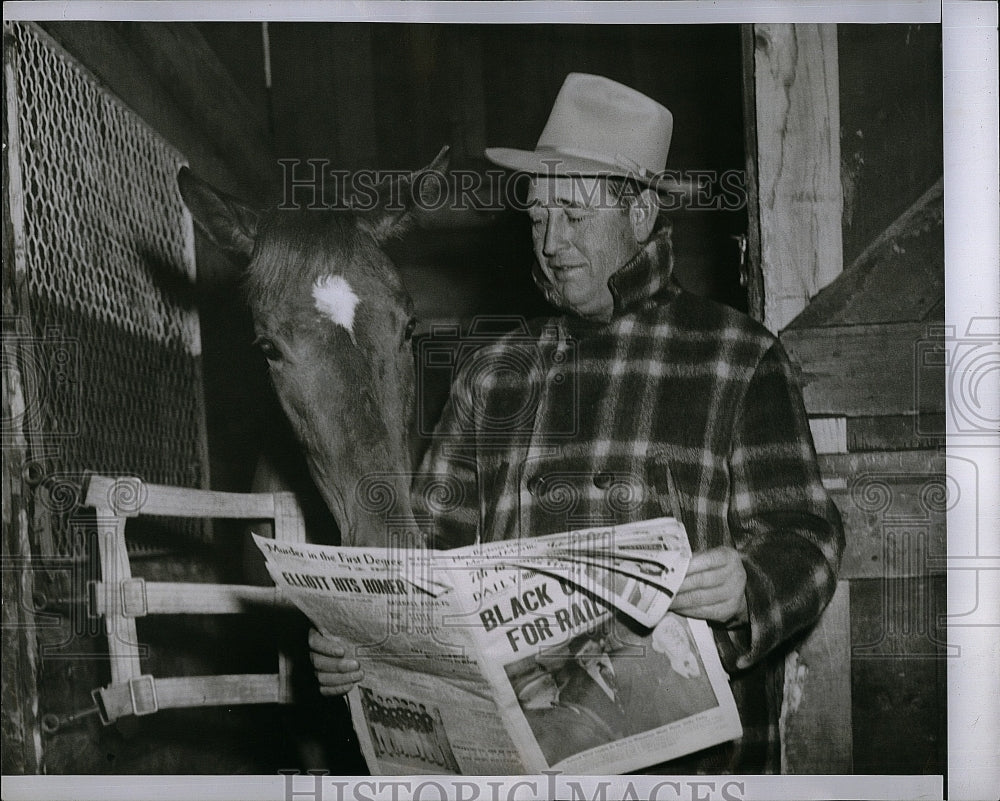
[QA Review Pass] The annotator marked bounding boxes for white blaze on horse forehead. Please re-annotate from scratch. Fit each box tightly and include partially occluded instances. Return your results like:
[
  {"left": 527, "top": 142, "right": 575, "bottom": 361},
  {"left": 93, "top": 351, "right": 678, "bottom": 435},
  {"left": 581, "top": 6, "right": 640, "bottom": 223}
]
[{"left": 312, "top": 274, "right": 361, "bottom": 340}]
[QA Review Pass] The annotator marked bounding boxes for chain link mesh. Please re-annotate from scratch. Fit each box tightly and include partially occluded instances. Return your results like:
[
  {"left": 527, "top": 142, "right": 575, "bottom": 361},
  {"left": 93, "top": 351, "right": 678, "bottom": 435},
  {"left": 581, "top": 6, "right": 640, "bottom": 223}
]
[{"left": 6, "top": 22, "right": 209, "bottom": 556}]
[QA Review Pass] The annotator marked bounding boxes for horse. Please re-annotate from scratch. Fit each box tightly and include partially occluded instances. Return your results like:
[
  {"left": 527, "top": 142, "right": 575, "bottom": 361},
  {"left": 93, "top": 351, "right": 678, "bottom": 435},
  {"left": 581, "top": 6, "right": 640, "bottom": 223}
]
[{"left": 177, "top": 150, "right": 452, "bottom": 549}]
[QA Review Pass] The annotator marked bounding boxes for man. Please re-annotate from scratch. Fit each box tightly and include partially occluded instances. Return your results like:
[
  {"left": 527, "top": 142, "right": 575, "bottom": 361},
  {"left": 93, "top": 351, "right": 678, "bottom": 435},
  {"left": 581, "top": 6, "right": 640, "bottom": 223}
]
[
  {"left": 555, "top": 636, "right": 630, "bottom": 737},
  {"left": 513, "top": 664, "right": 622, "bottom": 765},
  {"left": 310, "top": 73, "right": 844, "bottom": 772}
]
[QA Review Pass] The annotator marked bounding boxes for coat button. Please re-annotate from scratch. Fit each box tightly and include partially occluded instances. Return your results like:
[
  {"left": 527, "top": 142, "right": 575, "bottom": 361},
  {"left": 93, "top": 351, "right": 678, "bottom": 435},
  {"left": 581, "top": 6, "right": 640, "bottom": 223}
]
[
  {"left": 527, "top": 475, "right": 548, "bottom": 496},
  {"left": 593, "top": 471, "right": 613, "bottom": 490}
]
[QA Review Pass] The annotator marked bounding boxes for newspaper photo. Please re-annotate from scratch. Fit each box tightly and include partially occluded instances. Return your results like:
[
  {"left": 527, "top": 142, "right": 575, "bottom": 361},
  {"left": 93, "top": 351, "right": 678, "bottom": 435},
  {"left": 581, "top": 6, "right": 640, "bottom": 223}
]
[{"left": 253, "top": 518, "right": 742, "bottom": 774}]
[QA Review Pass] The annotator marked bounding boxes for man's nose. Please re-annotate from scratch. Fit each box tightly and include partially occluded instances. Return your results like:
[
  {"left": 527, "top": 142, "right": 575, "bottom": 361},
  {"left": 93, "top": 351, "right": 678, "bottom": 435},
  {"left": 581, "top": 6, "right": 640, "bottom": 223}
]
[{"left": 541, "top": 209, "right": 570, "bottom": 257}]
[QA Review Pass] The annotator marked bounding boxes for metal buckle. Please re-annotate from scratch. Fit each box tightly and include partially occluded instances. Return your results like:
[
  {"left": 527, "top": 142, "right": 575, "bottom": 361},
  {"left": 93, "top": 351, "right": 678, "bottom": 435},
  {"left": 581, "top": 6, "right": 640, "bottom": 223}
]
[
  {"left": 120, "top": 577, "right": 147, "bottom": 617},
  {"left": 128, "top": 675, "right": 158, "bottom": 716}
]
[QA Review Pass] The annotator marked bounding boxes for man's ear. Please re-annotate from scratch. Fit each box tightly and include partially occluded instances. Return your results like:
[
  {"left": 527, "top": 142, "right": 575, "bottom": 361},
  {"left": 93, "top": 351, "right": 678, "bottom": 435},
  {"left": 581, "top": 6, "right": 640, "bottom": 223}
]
[{"left": 629, "top": 187, "right": 660, "bottom": 243}]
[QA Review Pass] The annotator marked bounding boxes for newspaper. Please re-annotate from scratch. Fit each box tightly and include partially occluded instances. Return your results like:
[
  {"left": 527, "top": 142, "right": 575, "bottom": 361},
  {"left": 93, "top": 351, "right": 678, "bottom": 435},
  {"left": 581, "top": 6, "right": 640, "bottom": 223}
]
[{"left": 253, "top": 517, "right": 742, "bottom": 775}]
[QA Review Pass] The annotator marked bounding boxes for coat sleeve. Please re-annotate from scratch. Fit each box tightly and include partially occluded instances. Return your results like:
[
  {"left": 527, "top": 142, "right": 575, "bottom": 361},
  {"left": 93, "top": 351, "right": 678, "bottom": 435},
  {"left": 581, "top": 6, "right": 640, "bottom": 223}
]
[
  {"left": 715, "top": 341, "right": 845, "bottom": 673},
  {"left": 411, "top": 374, "right": 481, "bottom": 550}
]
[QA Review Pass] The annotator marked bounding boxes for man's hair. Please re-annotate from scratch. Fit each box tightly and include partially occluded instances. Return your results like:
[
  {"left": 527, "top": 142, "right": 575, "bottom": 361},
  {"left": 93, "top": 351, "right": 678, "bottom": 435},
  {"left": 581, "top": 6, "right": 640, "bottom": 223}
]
[
  {"left": 606, "top": 176, "right": 668, "bottom": 237},
  {"left": 606, "top": 176, "right": 645, "bottom": 209}
]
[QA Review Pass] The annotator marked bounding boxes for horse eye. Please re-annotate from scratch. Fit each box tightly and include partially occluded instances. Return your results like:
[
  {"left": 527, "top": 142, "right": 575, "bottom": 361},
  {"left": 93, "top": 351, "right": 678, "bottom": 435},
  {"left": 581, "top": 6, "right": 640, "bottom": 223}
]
[
  {"left": 254, "top": 336, "right": 282, "bottom": 361},
  {"left": 403, "top": 317, "right": 418, "bottom": 343}
]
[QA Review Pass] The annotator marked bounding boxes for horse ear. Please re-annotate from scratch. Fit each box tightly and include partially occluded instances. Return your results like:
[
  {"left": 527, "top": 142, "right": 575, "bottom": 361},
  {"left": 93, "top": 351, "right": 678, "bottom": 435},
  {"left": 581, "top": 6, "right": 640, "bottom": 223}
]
[
  {"left": 177, "top": 167, "right": 259, "bottom": 260},
  {"left": 367, "top": 146, "right": 451, "bottom": 243}
]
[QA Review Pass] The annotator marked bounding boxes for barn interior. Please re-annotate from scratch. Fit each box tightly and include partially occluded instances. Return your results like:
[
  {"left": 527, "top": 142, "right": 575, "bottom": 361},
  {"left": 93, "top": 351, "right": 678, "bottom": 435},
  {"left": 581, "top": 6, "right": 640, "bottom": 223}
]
[{"left": 3, "top": 20, "right": 945, "bottom": 778}]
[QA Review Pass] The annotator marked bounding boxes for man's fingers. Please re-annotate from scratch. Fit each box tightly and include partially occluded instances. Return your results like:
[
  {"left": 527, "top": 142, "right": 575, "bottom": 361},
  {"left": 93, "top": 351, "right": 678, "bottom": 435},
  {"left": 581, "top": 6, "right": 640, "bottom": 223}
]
[
  {"left": 316, "top": 669, "right": 364, "bottom": 686},
  {"left": 675, "top": 600, "right": 744, "bottom": 623},
  {"left": 317, "top": 670, "right": 364, "bottom": 697},
  {"left": 308, "top": 628, "right": 347, "bottom": 658},
  {"left": 678, "top": 564, "right": 735, "bottom": 592},
  {"left": 674, "top": 546, "right": 749, "bottom": 624},
  {"left": 308, "top": 627, "right": 363, "bottom": 696},
  {"left": 310, "top": 653, "right": 360, "bottom": 673},
  {"left": 686, "top": 547, "right": 735, "bottom": 574},
  {"left": 673, "top": 584, "right": 734, "bottom": 610}
]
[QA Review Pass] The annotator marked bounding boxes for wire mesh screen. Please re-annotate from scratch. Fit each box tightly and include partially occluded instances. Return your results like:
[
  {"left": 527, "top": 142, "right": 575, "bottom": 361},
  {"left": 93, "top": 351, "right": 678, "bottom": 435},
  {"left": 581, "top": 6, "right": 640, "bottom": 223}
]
[{"left": 5, "top": 22, "right": 209, "bottom": 556}]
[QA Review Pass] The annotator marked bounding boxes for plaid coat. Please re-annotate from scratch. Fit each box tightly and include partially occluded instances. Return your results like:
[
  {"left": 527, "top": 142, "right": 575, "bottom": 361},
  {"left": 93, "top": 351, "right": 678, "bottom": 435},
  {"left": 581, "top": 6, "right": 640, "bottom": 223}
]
[{"left": 413, "top": 229, "right": 844, "bottom": 772}]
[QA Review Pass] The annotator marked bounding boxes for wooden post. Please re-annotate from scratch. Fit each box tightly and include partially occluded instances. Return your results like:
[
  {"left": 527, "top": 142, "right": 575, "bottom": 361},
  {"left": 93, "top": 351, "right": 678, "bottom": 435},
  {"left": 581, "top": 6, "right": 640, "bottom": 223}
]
[
  {"left": 2, "top": 32, "right": 44, "bottom": 772},
  {"left": 740, "top": 25, "right": 766, "bottom": 323},
  {"left": 781, "top": 581, "right": 853, "bottom": 773},
  {"left": 744, "top": 25, "right": 851, "bottom": 772},
  {"left": 748, "top": 23, "right": 843, "bottom": 332}
]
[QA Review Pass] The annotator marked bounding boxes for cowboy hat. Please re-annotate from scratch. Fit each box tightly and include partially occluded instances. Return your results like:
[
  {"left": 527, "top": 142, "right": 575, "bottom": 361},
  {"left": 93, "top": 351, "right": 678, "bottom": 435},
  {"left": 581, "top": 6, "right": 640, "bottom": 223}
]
[{"left": 485, "top": 72, "right": 676, "bottom": 189}]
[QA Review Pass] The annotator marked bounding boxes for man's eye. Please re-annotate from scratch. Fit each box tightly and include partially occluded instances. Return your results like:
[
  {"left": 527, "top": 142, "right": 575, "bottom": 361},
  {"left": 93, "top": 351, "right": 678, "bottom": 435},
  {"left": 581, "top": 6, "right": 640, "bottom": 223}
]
[
  {"left": 254, "top": 336, "right": 282, "bottom": 361},
  {"left": 403, "top": 317, "right": 418, "bottom": 343},
  {"left": 565, "top": 209, "right": 590, "bottom": 222}
]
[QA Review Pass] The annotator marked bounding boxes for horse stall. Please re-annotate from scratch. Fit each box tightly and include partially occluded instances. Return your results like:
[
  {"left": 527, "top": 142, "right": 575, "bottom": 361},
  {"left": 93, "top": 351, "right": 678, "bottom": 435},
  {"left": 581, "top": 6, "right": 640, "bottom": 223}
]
[{"left": 2, "top": 17, "right": 946, "bottom": 781}]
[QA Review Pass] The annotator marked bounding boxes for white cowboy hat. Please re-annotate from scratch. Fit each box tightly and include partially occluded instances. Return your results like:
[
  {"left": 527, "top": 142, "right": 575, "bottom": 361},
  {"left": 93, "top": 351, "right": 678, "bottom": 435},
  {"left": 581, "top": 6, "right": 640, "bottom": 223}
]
[{"left": 485, "top": 72, "right": 677, "bottom": 189}]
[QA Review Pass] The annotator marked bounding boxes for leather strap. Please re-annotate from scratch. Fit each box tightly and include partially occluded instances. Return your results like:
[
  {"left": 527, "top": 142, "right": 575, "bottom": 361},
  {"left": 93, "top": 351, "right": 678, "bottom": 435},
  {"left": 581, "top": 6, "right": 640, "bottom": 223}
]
[{"left": 93, "top": 674, "right": 292, "bottom": 724}]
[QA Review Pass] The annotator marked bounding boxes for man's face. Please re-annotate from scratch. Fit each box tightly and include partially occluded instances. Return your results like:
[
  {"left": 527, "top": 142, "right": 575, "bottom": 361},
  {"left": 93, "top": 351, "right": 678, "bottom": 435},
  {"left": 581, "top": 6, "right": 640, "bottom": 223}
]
[{"left": 526, "top": 176, "right": 641, "bottom": 321}]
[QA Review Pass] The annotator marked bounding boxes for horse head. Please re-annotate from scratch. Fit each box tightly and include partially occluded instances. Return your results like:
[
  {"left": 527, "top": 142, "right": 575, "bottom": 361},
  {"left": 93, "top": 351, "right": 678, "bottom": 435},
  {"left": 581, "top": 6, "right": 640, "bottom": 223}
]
[{"left": 177, "top": 149, "right": 450, "bottom": 546}]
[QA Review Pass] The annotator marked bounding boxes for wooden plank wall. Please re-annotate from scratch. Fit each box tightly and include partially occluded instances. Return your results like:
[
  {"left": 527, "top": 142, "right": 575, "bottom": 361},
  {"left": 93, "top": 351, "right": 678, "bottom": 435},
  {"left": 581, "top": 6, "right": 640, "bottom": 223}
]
[
  {"left": 750, "top": 22, "right": 946, "bottom": 776},
  {"left": 744, "top": 23, "right": 851, "bottom": 773},
  {"left": 775, "top": 24, "right": 946, "bottom": 777}
]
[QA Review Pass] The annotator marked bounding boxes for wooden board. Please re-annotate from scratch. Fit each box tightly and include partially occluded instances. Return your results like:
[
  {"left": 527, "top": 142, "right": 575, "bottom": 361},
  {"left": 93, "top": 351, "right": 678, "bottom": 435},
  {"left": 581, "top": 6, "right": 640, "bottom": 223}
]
[
  {"left": 837, "top": 25, "right": 944, "bottom": 266},
  {"left": 269, "top": 23, "right": 379, "bottom": 170},
  {"left": 42, "top": 22, "right": 272, "bottom": 198},
  {"left": 781, "top": 580, "right": 852, "bottom": 773},
  {"left": 847, "top": 414, "right": 945, "bottom": 452},
  {"left": 84, "top": 475, "right": 278, "bottom": 520},
  {"left": 750, "top": 23, "right": 843, "bottom": 332},
  {"left": 1, "top": 204, "right": 43, "bottom": 776},
  {"left": 115, "top": 23, "right": 274, "bottom": 183},
  {"left": 787, "top": 181, "right": 944, "bottom": 331},
  {"left": 819, "top": 450, "right": 947, "bottom": 580},
  {"left": 442, "top": 29, "right": 487, "bottom": 165},
  {"left": 781, "top": 321, "right": 944, "bottom": 418},
  {"left": 809, "top": 417, "right": 847, "bottom": 454},
  {"left": 849, "top": 576, "right": 948, "bottom": 772}
]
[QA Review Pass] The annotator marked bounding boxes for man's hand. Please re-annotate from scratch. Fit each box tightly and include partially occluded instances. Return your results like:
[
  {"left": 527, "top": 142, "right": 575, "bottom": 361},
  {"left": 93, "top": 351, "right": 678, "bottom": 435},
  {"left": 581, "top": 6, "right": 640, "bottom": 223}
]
[
  {"left": 672, "top": 546, "right": 749, "bottom": 627},
  {"left": 309, "top": 628, "right": 364, "bottom": 696}
]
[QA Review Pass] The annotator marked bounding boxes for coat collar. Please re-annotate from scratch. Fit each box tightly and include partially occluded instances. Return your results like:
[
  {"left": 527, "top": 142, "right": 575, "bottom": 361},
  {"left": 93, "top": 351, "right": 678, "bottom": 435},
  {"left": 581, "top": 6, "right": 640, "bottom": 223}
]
[{"left": 531, "top": 225, "right": 681, "bottom": 324}]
